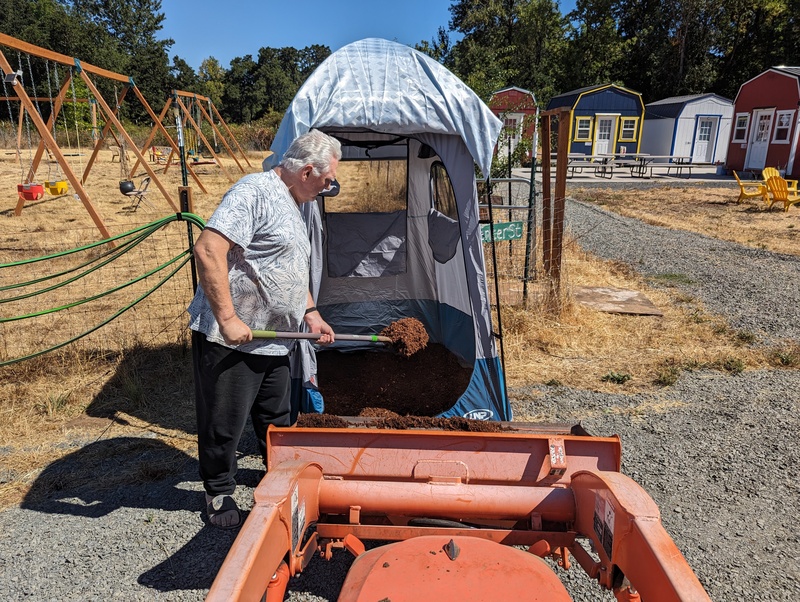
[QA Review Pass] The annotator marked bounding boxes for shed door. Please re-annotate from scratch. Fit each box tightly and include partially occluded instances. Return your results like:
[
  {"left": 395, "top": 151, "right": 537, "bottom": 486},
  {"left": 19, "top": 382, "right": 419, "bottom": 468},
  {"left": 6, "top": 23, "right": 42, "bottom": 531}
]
[
  {"left": 692, "top": 118, "right": 717, "bottom": 163},
  {"left": 745, "top": 110, "right": 773, "bottom": 170},
  {"left": 594, "top": 116, "right": 616, "bottom": 155}
]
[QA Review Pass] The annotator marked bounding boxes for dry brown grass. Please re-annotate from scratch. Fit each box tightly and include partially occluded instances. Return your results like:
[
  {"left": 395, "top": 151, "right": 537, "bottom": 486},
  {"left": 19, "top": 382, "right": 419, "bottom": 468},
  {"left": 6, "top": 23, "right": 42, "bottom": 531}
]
[
  {"left": 0, "top": 157, "right": 793, "bottom": 508},
  {"left": 573, "top": 183, "right": 800, "bottom": 255},
  {"left": 500, "top": 234, "right": 763, "bottom": 396}
]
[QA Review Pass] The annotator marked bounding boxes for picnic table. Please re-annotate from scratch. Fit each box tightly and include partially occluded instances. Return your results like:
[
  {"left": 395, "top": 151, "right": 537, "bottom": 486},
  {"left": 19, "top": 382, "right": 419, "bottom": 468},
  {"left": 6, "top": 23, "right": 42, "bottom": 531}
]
[
  {"left": 612, "top": 154, "right": 693, "bottom": 178},
  {"left": 549, "top": 153, "right": 616, "bottom": 178}
]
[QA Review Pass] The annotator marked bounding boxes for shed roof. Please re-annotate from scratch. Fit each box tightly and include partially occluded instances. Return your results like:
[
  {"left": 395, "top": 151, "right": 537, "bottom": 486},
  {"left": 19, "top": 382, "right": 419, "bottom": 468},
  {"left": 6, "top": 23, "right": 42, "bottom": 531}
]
[
  {"left": 772, "top": 66, "right": 800, "bottom": 78},
  {"left": 546, "top": 83, "right": 641, "bottom": 111},
  {"left": 645, "top": 93, "right": 732, "bottom": 119}
]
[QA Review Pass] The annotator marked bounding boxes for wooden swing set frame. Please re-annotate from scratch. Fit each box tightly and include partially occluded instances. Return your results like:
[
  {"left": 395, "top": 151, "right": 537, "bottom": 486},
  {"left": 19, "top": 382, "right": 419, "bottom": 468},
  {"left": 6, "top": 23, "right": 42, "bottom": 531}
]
[
  {"left": 130, "top": 89, "right": 251, "bottom": 195},
  {"left": 0, "top": 33, "right": 179, "bottom": 240}
]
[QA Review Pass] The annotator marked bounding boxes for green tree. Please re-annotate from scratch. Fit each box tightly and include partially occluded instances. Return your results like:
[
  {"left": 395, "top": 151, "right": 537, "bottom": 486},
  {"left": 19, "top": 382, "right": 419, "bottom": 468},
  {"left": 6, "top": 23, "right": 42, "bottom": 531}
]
[
  {"left": 198, "top": 57, "right": 224, "bottom": 106},
  {"left": 170, "top": 55, "right": 198, "bottom": 92},
  {"left": 415, "top": 26, "right": 454, "bottom": 68},
  {"left": 221, "top": 54, "right": 261, "bottom": 123},
  {"left": 445, "top": 0, "right": 566, "bottom": 104},
  {"left": 61, "top": 0, "right": 174, "bottom": 118},
  {"left": 561, "top": 0, "right": 628, "bottom": 89},
  {"left": 713, "top": 0, "right": 799, "bottom": 99}
]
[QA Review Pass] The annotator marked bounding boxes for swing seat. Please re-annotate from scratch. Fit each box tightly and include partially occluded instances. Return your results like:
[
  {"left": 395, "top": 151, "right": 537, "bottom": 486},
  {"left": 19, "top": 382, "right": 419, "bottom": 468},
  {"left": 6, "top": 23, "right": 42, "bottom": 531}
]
[
  {"left": 17, "top": 183, "right": 45, "bottom": 201},
  {"left": 119, "top": 180, "right": 136, "bottom": 194},
  {"left": 45, "top": 180, "right": 68, "bottom": 195}
]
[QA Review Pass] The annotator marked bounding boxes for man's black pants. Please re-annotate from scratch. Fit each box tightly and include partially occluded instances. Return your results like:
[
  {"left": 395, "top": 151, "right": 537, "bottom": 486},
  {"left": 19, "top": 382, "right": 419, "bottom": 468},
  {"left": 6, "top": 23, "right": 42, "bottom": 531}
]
[{"left": 192, "top": 331, "right": 291, "bottom": 497}]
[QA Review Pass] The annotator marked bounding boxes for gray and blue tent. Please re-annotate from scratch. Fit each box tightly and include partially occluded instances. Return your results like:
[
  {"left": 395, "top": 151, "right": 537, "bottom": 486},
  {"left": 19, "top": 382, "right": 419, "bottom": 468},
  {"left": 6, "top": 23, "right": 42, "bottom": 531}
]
[{"left": 267, "top": 38, "right": 510, "bottom": 421}]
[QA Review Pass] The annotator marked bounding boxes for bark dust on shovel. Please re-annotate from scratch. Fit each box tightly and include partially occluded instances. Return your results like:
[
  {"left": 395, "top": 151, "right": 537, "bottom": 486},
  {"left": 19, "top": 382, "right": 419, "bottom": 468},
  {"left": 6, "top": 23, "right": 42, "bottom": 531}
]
[{"left": 379, "top": 317, "right": 429, "bottom": 357}]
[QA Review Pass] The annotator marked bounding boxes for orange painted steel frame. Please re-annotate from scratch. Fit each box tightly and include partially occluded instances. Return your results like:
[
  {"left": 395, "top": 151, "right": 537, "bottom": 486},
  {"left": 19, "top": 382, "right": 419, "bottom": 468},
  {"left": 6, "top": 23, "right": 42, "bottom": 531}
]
[{"left": 207, "top": 427, "right": 711, "bottom": 602}]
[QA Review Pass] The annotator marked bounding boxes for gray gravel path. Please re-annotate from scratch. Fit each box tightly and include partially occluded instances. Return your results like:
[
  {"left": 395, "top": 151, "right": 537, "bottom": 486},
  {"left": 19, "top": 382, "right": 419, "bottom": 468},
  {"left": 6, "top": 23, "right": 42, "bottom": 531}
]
[
  {"left": 1, "top": 197, "right": 799, "bottom": 601},
  {"left": 568, "top": 199, "right": 800, "bottom": 344}
]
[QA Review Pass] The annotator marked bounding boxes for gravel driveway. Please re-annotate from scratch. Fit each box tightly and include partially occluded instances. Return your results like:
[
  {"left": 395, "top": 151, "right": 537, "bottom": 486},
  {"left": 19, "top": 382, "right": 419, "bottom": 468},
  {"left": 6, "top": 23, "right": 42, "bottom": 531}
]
[{"left": 1, "top": 198, "right": 799, "bottom": 601}]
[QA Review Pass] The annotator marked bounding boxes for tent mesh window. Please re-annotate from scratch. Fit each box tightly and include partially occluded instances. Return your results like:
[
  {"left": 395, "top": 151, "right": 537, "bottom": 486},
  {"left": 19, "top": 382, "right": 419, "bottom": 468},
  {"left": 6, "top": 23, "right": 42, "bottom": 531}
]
[{"left": 431, "top": 161, "right": 457, "bottom": 219}]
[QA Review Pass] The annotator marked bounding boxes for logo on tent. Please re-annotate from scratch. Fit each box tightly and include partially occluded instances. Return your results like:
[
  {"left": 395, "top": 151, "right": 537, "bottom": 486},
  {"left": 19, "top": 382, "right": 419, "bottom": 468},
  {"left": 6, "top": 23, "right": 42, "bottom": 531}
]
[{"left": 464, "top": 409, "right": 494, "bottom": 421}]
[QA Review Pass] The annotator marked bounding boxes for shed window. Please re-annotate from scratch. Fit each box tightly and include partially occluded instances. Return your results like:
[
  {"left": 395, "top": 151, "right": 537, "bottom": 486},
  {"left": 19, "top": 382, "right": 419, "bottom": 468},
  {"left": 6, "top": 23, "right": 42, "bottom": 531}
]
[
  {"left": 574, "top": 117, "right": 592, "bottom": 141},
  {"left": 619, "top": 117, "right": 638, "bottom": 141},
  {"left": 732, "top": 114, "right": 749, "bottom": 142},
  {"left": 773, "top": 111, "right": 794, "bottom": 144}
]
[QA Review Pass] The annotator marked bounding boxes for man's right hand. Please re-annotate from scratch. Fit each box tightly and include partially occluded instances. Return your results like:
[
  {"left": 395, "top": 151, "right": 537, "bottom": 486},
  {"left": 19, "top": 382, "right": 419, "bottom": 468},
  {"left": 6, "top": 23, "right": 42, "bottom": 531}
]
[{"left": 218, "top": 316, "right": 253, "bottom": 346}]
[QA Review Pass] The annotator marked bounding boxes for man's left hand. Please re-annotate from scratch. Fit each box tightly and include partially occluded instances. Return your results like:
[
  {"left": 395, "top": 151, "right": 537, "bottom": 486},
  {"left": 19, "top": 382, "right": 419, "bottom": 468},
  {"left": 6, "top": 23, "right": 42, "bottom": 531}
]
[{"left": 304, "top": 310, "right": 335, "bottom": 345}]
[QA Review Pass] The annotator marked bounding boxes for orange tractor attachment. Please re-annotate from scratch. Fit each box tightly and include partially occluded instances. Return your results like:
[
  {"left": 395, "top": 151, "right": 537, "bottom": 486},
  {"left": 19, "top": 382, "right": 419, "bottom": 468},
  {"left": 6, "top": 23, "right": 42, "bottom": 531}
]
[{"left": 207, "top": 424, "right": 711, "bottom": 602}]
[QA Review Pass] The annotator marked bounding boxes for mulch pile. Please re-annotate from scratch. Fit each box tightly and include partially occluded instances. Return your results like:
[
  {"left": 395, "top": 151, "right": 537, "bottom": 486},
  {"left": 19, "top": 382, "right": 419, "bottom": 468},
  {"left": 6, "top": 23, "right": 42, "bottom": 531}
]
[
  {"left": 379, "top": 317, "right": 429, "bottom": 357},
  {"left": 302, "top": 324, "right": 506, "bottom": 432},
  {"left": 315, "top": 342, "right": 471, "bottom": 416},
  {"left": 297, "top": 409, "right": 509, "bottom": 432}
]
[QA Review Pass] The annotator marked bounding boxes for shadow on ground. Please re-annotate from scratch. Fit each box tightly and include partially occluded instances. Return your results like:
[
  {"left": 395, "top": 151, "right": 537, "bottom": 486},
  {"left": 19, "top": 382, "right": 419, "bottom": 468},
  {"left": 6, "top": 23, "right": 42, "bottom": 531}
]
[
  {"left": 20, "top": 435, "right": 264, "bottom": 593},
  {"left": 84, "top": 341, "right": 197, "bottom": 434}
]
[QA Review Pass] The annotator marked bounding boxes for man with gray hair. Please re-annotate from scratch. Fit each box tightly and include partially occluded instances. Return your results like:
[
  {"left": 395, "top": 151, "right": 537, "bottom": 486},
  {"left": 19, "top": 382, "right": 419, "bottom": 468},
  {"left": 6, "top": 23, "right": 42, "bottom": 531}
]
[{"left": 188, "top": 129, "right": 341, "bottom": 528}]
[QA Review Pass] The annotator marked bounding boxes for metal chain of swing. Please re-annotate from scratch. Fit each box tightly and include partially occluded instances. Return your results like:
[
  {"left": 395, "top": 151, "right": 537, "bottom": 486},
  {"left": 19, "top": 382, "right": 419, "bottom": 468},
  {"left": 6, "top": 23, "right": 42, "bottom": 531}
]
[
  {"left": 208, "top": 98, "right": 218, "bottom": 152},
  {"left": 51, "top": 60, "right": 73, "bottom": 161},
  {"left": 114, "top": 85, "right": 130, "bottom": 182},
  {"left": 44, "top": 59, "right": 62, "bottom": 183},
  {"left": 19, "top": 52, "right": 35, "bottom": 184},
  {"left": 2, "top": 72, "right": 24, "bottom": 182},
  {"left": 68, "top": 67, "right": 84, "bottom": 173}
]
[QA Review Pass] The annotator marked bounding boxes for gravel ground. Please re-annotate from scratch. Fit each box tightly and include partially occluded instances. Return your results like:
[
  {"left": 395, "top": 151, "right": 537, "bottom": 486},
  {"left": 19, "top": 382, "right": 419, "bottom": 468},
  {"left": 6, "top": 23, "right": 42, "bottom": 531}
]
[{"left": 1, "top": 197, "right": 799, "bottom": 601}]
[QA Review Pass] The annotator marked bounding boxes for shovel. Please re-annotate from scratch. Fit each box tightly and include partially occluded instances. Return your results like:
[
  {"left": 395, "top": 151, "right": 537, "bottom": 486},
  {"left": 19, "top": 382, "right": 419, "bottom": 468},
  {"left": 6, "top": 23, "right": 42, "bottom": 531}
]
[
  {"left": 251, "top": 330, "right": 391, "bottom": 344},
  {"left": 251, "top": 317, "right": 429, "bottom": 358}
]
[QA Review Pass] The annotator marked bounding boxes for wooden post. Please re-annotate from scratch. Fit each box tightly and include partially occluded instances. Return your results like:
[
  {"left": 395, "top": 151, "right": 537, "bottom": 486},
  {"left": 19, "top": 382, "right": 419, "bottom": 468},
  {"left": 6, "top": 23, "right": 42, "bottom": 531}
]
[
  {"left": 540, "top": 113, "right": 552, "bottom": 276},
  {"left": 27, "top": 73, "right": 73, "bottom": 183},
  {"left": 129, "top": 90, "right": 207, "bottom": 194},
  {"left": 81, "top": 85, "right": 129, "bottom": 184},
  {"left": 551, "top": 108, "right": 570, "bottom": 287},
  {"left": 195, "top": 97, "right": 245, "bottom": 173},
  {"left": 209, "top": 100, "right": 251, "bottom": 168}
]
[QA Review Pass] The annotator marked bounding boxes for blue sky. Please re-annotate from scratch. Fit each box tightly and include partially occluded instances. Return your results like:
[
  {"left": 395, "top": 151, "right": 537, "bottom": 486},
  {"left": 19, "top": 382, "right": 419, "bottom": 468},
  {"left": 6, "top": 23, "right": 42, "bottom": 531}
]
[
  {"left": 159, "top": 0, "right": 456, "bottom": 71},
  {"left": 159, "top": 0, "right": 576, "bottom": 72}
]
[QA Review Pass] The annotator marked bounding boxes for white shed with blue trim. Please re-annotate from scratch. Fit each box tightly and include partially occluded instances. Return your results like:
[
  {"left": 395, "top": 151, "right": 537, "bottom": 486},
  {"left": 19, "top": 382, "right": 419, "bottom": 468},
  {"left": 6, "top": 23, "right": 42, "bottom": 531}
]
[{"left": 641, "top": 94, "right": 733, "bottom": 164}]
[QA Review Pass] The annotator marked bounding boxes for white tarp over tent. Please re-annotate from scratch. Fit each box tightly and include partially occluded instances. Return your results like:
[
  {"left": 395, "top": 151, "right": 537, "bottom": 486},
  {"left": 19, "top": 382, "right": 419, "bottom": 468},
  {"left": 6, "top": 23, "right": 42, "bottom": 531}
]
[{"left": 268, "top": 38, "right": 510, "bottom": 421}]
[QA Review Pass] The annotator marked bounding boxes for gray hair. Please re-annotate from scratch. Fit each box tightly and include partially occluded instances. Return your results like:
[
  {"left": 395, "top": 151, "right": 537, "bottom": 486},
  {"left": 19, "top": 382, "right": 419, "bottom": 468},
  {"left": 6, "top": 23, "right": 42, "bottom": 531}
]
[{"left": 278, "top": 129, "right": 342, "bottom": 176}]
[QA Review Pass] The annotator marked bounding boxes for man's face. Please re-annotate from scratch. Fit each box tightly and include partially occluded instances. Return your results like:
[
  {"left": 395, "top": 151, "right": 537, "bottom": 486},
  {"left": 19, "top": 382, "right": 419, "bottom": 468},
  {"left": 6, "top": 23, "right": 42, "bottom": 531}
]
[{"left": 296, "top": 157, "right": 339, "bottom": 202}]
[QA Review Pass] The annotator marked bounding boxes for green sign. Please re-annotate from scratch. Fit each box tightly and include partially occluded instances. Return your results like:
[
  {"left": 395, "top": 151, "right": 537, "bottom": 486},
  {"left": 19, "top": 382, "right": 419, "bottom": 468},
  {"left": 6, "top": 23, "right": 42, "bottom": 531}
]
[{"left": 481, "top": 221, "right": 524, "bottom": 243}]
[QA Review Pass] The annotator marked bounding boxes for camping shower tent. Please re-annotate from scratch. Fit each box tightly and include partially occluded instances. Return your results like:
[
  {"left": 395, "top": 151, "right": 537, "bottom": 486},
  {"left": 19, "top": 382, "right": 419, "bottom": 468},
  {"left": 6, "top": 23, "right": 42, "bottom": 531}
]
[{"left": 267, "top": 38, "right": 510, "bottom": 421}]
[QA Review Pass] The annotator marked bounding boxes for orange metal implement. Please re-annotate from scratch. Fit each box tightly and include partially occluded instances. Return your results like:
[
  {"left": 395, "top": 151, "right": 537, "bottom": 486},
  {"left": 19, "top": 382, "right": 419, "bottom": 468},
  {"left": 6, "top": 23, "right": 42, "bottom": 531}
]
[{"left": 207, "top": 425, "right": 711, "bottom": 602}]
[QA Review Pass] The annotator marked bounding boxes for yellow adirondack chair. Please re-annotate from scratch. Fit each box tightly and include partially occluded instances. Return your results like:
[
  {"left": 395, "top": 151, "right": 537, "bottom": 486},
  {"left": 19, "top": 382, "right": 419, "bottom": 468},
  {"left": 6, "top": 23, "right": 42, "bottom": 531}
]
[
  {"left": 762, "top": 167, "right": 798, "bottom": 193},
  {"left": 765, "top": 175, "right": 800, "bottom": 211},
  {"left": 733, "top": 170, "right": 768, "bottom": 205}
]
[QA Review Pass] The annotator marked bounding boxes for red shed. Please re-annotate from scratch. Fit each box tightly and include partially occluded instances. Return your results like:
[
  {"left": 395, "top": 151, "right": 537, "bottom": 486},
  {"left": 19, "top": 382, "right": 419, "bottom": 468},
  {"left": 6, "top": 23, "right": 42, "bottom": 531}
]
[
  {"left": 489, "top": 86, "right": 538, "bottom": 166},
  {"left": 727, "top": 67, "right": 800, "bottom": 177}
]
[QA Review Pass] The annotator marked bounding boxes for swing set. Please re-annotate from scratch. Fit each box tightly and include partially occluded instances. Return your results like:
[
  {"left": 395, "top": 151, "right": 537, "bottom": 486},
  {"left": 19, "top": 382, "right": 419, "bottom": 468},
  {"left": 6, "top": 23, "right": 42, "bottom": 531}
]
[
  {"left": 0, "top": 33, "right": 180, "bottom": 240},
  {"left": 130, "top": 90, "right": 250, "bottom": 194}
]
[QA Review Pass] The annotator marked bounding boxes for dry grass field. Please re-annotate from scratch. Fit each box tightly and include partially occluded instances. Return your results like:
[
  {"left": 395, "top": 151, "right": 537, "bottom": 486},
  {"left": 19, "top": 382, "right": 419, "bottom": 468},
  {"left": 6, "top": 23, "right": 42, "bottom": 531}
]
[
  {"left": 573, "top": 182, "right": 800, "bottom": 256},
  {"left": 0, "top": 150, "right": 794, "bottom": 508}
]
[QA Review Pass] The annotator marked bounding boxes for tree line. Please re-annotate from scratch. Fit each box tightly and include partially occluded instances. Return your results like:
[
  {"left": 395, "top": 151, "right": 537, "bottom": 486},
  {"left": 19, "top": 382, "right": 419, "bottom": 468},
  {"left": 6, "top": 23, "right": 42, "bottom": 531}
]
[{"left": 1, "top": 0, "right": 798, "bottom": 129}]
